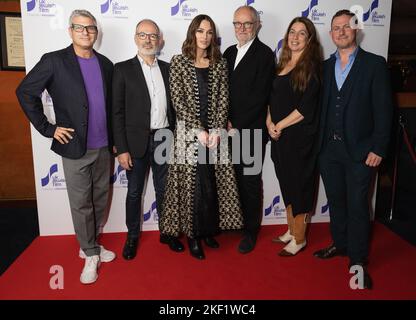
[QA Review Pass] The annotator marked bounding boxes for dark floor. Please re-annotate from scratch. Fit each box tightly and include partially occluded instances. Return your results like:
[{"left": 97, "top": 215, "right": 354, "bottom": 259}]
[{"left": 0, "top": 200, "right": 39, "bottom": 276}]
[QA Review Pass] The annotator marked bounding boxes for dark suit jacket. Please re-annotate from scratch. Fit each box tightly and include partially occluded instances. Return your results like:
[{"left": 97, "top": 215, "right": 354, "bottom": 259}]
[
  {"left": 318, "top": 47, "right": 393, "bottom": 161},
  {"left": 16, "top": 44, "right": 114, "bottom": 159},
  {"left": 223, "top": 37, "right": 275, "bottom": 129},
  {"left": 112, "top": 57, "right": 174, "bottom": 158}
]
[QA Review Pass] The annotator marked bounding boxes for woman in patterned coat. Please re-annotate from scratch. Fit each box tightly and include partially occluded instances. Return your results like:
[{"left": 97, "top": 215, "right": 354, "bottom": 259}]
[{"left": 160, "top": 14, "right": 243, "bottom": 259}]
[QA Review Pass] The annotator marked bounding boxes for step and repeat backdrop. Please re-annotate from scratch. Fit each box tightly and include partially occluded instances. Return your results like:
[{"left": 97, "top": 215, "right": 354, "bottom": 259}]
[{"left": 19, "top": 0, "right": 392, "bottom": 235}]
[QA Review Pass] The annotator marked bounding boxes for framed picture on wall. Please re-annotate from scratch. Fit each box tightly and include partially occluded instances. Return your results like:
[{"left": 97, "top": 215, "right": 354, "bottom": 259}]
[{"left": 0, "top": 12, "right": 25, "bottom": 71}]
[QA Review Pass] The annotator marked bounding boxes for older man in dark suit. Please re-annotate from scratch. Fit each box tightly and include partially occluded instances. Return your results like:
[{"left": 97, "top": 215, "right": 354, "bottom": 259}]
[
  {"left": 16, "top": 9, "right": 115, "bottom": 284},
  {"left": 112, "top": 19, "right": 183, "bottom": 260},
  {"left": 314, "top": 9, "right": 393, "bottom": 289},
  {"left": 223, "top": 5, "right": 275, "bottom": 254}
]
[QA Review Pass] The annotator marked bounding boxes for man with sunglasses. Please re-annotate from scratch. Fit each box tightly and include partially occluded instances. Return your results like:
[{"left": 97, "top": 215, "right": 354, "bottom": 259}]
[
  {"left": 112, "top": 19, "right": 181, "bottom": 260},
  {"left": 16, "top": 10, "right": 114, "bottom": 284}
]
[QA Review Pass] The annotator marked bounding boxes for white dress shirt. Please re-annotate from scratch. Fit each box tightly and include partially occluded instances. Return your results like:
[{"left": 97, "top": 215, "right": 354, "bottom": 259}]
[
  {"left": 137, "top": 55, "right": 169, "bottom": 129},
  {"left": 234, "top": 38, "right": 255, "bottom": 70}
]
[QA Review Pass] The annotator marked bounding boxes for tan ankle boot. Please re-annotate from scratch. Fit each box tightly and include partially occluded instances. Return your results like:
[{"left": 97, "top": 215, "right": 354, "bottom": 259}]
[{"left": 272, "top": 205, "right": 294, "bottom": 243}]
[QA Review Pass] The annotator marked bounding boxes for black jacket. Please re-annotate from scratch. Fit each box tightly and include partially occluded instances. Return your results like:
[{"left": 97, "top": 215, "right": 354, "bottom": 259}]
[
  {"left": 223, "top": 37, "right": 275, "bottom": 129},
  {"left": 16, "top": 44, "right": 114, "bottom": 159},
  {"left": 318, "top": 47, "right": 393, "bottom": 161},
  {"left": 112, "top": 57, "right": 174, "bottom": 158}
]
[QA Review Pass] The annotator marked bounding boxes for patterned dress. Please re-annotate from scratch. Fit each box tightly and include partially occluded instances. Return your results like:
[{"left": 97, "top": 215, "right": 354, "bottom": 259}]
[{"left": 160, "top": 54, "right": 243, "bottom": 238}]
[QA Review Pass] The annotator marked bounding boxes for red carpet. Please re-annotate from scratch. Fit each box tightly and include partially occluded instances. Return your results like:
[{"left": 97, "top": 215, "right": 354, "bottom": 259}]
[{"left": 0, "top": 222, "right": 415, "bottom": 300}]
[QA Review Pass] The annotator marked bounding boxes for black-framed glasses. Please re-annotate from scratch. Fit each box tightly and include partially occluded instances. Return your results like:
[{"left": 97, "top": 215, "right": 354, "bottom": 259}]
[
  {"left": 136, "top": 32, "right": 159, "bottom": 41},
  {"left": 232, "top": 21, "right": 255, "bottom": 29},
  {"left": 71, "top": 24, "right": 98, "bottom": 34}
]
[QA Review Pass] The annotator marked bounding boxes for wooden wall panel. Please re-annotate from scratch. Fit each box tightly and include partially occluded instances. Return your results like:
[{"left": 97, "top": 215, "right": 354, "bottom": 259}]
[{"left": 0, "top": 0, "right": 35, "bottom": 199}]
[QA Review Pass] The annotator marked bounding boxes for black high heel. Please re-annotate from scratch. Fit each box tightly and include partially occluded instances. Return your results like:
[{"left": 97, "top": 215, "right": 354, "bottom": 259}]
[
  {"left": 203, "top": 237, "right": 219, "bottom": 248},
  {"left": 188, "top": 237, "right": 205, "bottom": 260}
]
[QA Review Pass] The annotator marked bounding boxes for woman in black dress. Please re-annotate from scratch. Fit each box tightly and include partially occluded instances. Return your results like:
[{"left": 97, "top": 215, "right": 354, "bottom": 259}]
[{"left": 267, "top": 17, "right": 322, "bottom": 256}]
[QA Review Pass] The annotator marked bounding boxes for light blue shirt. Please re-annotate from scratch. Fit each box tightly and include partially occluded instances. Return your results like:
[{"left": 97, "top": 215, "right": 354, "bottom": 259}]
[{"left": 333, "top": 46, "right": 359, "bottom": 90}]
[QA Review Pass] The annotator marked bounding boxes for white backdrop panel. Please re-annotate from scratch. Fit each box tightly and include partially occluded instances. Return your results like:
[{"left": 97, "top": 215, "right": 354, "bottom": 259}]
[{"left": 19, "top": 0, "right": 392, "bottom": 235}]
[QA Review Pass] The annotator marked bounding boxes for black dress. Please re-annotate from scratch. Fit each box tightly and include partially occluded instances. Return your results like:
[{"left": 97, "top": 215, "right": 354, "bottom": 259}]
[
  {"left": 192, "top": 66, "right": 219, "bottom": 238},
  {"left": 269, "top": 71, "right": 320, "bottom": 216}
]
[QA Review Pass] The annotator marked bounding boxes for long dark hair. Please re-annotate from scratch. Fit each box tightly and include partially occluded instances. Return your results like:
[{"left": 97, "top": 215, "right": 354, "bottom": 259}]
[
  {"left": 182, "top": 14, "right": 222, "bottom": 64},
  {"left": 277, "top": 17, "right": 322, "bottom": 92}
]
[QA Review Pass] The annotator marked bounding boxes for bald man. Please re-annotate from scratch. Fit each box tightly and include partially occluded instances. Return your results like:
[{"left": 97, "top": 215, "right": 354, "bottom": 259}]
[{"left": 223, "top": 6, "right": 275, "bottom": 254}]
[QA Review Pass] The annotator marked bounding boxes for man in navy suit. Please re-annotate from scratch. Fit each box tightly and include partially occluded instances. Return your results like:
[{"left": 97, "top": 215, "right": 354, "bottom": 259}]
[
  {"left": 314, "top": 9, "right": 393, "bottom": 289},
  {"left": 112, "top": 19, "right": 183, "bottom": 260},
  {"left": 16, "top": 10, "right": 115, "bottom": 284},
  {"left": 223, "top": 5, "right": 275, "bottom": 254}
]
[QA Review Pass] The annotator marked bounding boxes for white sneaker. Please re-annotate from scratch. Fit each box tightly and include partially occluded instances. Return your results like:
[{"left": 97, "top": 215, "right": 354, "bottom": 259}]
[
  {"left": 80, "top": 255, "right": 100, "bottom": 284},
  {"left": 278, "top": 238, "right": 306, "bottom": 256},
  {"left": 79, "top": 245, "right": 116, "bottom": 263}
]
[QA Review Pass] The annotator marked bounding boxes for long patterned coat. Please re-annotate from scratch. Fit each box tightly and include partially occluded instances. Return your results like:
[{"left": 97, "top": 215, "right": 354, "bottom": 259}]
[{"left": 159, "top": 54, "right": 243, "bottom": 238}]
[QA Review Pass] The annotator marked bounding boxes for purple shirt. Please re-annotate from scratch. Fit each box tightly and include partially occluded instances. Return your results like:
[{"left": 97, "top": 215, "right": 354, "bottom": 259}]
[{"left": 77, "top": 55, "right": 108, "bottom": 149}]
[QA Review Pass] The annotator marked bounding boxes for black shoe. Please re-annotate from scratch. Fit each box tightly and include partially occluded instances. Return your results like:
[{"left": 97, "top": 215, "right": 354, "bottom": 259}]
[
  {"left": 313, "top": 244, "right": 347, "bottom": 259},
  {"left": 160, "top": 234, "right": 185, "bottom": 252},
  {"left": 203, "top": 237, "right": 219, "bottom": 249},
  {"left": 349, "top": 263, "right": 373, "bottom": 290},
  {"left": 122, "top": 237, "right": 138, "bottom": 260},
  {"left": 188, "top": 238, "right": 205, "bottom": 260},
  {"left": 238, "top": 233, "right": 257, "bottom": 254}
]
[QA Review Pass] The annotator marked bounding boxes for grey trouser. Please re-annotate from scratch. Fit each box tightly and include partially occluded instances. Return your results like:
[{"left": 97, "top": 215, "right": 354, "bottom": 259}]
[{"left": 62, "top": 147, "right": 111, "bottom": 257}]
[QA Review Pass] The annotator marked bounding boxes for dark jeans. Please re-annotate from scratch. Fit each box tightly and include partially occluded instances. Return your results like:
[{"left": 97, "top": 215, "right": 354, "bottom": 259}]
[
  {"left": 319, "top": 139, "right": 373, "bottom": 264},
  {"left": 125, "top": 133, "right": 168, "bottom": 238}
]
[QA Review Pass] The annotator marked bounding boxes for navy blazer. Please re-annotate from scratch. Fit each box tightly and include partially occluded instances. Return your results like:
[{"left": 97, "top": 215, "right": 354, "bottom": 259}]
[
  {"left": 16, "top": 44, "right": 114, "bottom": 159},
  {"left": 111, "top": 57, "right": 174, "bottom": 158},
  {"left": 318, "top": 47, "right": 393, "bottom": 161}
]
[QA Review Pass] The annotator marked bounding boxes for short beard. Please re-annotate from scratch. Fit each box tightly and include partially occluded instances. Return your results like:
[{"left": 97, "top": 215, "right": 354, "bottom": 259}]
[{"left": 138, "top": 46, "right": 158, "bottom": 56}]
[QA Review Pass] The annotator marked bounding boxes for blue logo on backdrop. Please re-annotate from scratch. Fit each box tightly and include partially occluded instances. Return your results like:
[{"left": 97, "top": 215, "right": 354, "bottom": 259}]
[
  {"left": 301, "top": 0, "right": 326, "bottom": 24},
  {"left": 321, "top": 202, "right": 329, "bottom": 215},
  {"left": 144, "top": 201, "right": 158, "bottom": 222},
  {"left": 363, "top": 0, "right": 378, "bottom": 22},
  {"left": 245, "top": 0, "right": 263, "bottom": 16},
  {"left": 26, "top": 0, "right": 57, "bottom": 16},
  {"left": 42, "top": 91, "right": 53, "bottom": 107},
  {"left": 265, "top": 195, "right": 285, "bottom": 218},
  {"left": 41, "top": 164, "right": 66, "bottom": 189},
  {"left": 363, "top": 0, "right": 385, "bottom": 26},
  {"left": 100, "top": 0, "right": 129, "bottom": 18},
  {"left": 171, "top": 0, "right": 198, "bottom": 19},
  {"left": 301, "top": 0, "right": 318, "bottom": 18},
  {"left": 110, "top": 164, "right": 127, "bottom": 187},
  {"left": 274, "top": 38, "right": 283, "bottom": 60},
  {"left": 27, "top": 0, "right": 36, "bottom": 11}
]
